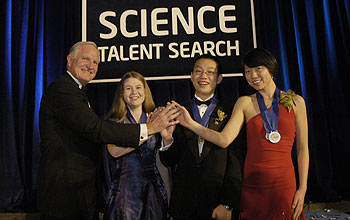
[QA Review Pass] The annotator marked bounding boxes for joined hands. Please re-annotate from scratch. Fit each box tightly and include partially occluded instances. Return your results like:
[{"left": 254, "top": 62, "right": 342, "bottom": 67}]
[
  {"left": 169, "top": 100, "right": 195, "bottom": 129},
  {"left": 146, "top": 101, "right": 181, "bottom": 135}
]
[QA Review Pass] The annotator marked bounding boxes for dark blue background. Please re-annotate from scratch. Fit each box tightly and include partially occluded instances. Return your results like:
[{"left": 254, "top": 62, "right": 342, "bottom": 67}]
[{"left": 1, "top": 0, "right": 349, "bottom": 212}]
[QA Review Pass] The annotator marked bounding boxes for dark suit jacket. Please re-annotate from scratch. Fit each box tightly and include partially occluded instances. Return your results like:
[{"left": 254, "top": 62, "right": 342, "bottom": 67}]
[
  {"left": 37, "top": 73, "right": 140, "bottom": 220},
  {"left": 159, "top": 101, "right": 246, "bottom": 220}
]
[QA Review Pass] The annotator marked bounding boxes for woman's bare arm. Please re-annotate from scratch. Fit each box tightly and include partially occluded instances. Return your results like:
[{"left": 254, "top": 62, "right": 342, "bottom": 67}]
[
  {"left": 107, "top": 144, "right": 135, "bottom": 158},
  {"left": 175, "top": 97, "right": 246, "bottom": 148},
  {"left": 292, "top": 95, "right": 309, "bottom": 219}
]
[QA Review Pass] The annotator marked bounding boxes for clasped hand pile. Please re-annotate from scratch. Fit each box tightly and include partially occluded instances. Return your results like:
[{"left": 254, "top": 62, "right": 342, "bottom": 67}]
[{"left": 146, "top": 101, "right": 193, "bottom": 135}]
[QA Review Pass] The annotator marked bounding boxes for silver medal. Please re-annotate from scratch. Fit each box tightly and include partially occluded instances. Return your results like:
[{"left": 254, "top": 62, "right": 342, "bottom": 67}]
[{"left": 268, "top": 131, "right": 281, "bottom": 143}]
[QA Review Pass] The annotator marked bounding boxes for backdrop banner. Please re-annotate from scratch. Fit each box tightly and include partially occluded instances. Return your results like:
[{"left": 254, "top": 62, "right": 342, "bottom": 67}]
[{"left": 83, "top": 0, "right": 256, "bottom": 81}]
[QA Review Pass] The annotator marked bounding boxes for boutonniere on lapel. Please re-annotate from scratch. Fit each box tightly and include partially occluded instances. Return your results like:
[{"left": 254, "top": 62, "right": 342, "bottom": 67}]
[
  {"left": 215, "top": 109, "right": 227, "bottom": 125},
  {"left": 280, "top": 90, "right": 295, "bottom": 113}
]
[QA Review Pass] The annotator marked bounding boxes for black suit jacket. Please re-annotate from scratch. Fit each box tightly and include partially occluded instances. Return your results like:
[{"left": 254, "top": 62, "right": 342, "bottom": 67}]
[
  {"left": 159, "top": 101, "right": 246, "bottom": 220},
  {"left": 37, "top": 73, "right": 140, "bottom": 220}
]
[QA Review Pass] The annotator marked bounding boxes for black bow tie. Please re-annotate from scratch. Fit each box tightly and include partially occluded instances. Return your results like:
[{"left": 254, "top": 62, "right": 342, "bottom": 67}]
[{"left": 195, "top": 98, "right": 212, "bottom": 106}]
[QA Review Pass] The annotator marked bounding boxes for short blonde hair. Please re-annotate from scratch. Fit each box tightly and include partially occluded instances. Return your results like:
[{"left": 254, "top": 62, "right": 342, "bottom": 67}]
[{"left": 106, "top": 71, "right": 155, "bottom": 121}]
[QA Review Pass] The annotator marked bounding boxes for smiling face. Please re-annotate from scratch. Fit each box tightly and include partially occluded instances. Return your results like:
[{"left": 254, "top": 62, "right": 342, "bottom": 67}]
[
  {"left": 244, "top": 65, "right": 274, "bottom": 91},
  {"left": 122, "top": 77, "right": 145, "bottom": 109},
  {"left": 67, "top": 44, "right": 100, "bottom": 86},
  {"left": 191, "top": 58, "right": 222, "bottom": 100}
]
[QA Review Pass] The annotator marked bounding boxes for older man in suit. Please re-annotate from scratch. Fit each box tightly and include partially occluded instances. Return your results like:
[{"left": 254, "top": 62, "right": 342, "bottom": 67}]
[
  {"left": 159, "top": 54, "right": 246, "bottom": 220},
  {"left": 37, "top": 41, "right": 179, "bottom": 220}
]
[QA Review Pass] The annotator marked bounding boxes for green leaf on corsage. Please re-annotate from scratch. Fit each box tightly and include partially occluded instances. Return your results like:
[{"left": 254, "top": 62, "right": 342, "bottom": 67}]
[
  {"left": 215, "top": 109, "right": 227, "bottom": 125},
  {"left": 280, "top": 90, "right": 295, "bottom": 113}
]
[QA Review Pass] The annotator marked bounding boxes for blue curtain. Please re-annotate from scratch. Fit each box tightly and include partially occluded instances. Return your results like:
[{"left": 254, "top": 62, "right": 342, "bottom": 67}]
[
  {"left": 1, "top": 0, "right": 44, "bottom": 211},
  {"left": 1, "top": 0, "right": 349, "bottom": 212}
]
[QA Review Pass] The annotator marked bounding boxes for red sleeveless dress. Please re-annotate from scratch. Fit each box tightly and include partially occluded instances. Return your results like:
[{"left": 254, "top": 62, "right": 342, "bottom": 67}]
[{"left": 240, "top": 104, "right": 305, "bottom": 220}]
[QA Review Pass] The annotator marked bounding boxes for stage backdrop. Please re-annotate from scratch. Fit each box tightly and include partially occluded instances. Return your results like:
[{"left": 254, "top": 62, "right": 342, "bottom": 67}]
[
  {"left": 83, "top": 0, "right": 256, "bottom": 81},
  {"left": 1, "top": 0, "right": 350, "bottom": 213}
]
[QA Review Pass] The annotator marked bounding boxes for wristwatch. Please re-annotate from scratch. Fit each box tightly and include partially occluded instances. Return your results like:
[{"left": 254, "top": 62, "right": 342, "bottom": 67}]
[{"left": 222, "top": 204, "right": 233, "bottom": 211}]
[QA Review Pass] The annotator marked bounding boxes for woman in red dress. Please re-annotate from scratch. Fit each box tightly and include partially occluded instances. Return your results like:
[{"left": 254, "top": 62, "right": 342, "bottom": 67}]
[{"left": 175, "top": 48, "right": 309, "bottom": 220}]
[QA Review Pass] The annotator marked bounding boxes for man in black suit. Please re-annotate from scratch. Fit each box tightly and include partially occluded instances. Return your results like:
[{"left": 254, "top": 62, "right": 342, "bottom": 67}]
[
  {"left": 159, "top": 55, "right": 245, "bottom": 220},
  {"left": 37, "top": 41, "right": 179, "bottom": 220}
]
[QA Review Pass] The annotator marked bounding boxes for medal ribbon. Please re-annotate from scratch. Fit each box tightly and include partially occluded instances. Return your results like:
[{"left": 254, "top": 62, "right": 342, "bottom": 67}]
[
  {"left": 126, "top": 108, "right": 148, "bottom": 124},
  {"left": 256, "top": 87, "right": 280, "bottom": 133},
  {"left": 190, "top": 95, "right": 218, "bottom": 127}
]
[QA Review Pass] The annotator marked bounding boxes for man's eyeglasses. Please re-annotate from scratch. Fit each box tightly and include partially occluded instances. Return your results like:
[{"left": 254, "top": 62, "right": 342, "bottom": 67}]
[{"left": 193, "top": 70, "right": 218, "bottom": 76}]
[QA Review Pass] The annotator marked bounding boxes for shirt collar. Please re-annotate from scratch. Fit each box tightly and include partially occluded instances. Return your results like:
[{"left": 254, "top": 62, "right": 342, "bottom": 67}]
[
  {"left": 66, "top": 71, "right": 83, "bottom": 89},
  {"left": 194, "top": 93, "right": 214, "bottom": 102}
]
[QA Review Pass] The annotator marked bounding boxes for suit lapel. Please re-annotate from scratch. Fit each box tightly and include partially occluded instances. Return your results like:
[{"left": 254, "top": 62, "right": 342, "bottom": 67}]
[
  {"left": 198, "top": 103, "right": 224, "bottom": 161},
  {"left": 185, "top": 101, "right": 227, "bottom": 162},
  {"left": 63, "top": 73, "right": 92, "bottom": 109},
  {"left": 184, "top": 103, "right": 201, "bottom": 162}
]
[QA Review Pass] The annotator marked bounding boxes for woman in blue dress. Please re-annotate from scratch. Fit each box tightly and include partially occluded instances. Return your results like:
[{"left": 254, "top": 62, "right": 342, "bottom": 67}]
[{"left": 103, "top": 71, "right": 174, "bottom": 220}]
